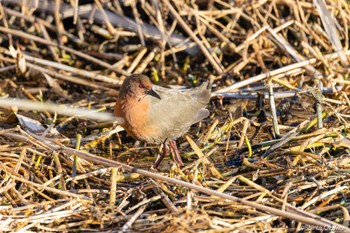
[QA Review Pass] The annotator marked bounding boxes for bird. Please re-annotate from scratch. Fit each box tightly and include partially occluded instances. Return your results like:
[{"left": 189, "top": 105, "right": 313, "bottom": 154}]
[{"left": 114, "top": 74, "right": 211, "bottom": 168}]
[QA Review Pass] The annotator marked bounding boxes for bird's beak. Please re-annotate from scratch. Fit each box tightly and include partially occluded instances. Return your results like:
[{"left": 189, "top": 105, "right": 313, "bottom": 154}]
[{"left": 146, "top": 88, "right": 161, "bottom": 99}]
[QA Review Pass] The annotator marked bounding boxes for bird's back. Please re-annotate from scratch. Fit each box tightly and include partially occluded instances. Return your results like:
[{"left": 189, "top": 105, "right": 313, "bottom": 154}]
[{"left": 146, "top": 82, "right": 210, "bottom": 143}]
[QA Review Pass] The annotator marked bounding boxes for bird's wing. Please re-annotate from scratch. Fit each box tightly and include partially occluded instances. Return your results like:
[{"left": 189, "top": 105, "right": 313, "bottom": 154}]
[{"left": 147, "top": 83, "right": 210, "bottom": 139}]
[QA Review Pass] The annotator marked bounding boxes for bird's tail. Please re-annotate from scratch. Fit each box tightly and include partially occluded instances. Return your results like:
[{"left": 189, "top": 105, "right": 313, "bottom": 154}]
[{"left": 191, "top": 81, "right": 211, "bottom": 104}]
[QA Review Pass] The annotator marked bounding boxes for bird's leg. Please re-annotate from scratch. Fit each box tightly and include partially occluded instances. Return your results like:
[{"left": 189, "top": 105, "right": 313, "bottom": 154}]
[
  {"left": 132, "top": 140, "right": 141, "bottom": 148},
  {"left": 152, "top": 141, "right": 168, "bottom": 169},
  {"left": 169, "top": 140, "right": 184, "bottom": 167}
]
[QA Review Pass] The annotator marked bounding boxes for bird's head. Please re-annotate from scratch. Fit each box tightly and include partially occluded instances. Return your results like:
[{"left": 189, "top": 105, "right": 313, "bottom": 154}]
[{"left": 120, "top": 74, "right": 161, "bottom": 100}]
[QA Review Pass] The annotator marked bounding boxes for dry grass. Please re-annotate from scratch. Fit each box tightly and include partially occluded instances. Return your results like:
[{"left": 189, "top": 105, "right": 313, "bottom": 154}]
[{"left": 1, "top": 0, "right": 350, "bottom": 232}]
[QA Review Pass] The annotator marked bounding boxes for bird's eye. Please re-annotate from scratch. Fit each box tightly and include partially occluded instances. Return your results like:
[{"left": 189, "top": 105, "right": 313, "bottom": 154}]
[{"left": 139, "top": 83, "right": 145, "bottom": 88}]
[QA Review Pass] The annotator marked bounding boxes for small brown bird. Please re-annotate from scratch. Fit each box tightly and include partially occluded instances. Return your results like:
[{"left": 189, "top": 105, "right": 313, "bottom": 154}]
[{"left": 115, "top": 74, "right": 211, "bottom": 168}]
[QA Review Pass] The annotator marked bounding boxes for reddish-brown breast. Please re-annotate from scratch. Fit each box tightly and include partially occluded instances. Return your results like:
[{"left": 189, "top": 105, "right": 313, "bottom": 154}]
[{"left": 115, "top": 97, "right": 160, "bottom": 143}]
